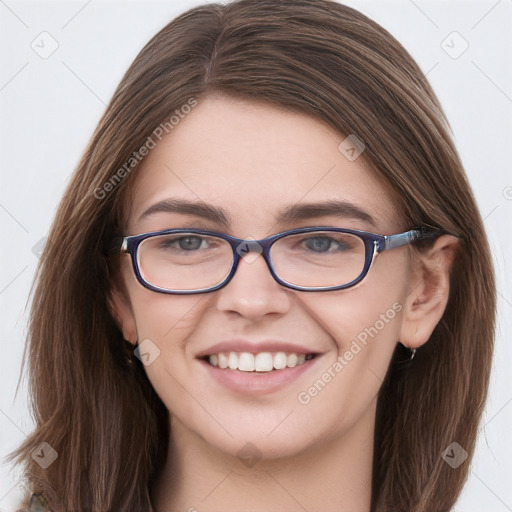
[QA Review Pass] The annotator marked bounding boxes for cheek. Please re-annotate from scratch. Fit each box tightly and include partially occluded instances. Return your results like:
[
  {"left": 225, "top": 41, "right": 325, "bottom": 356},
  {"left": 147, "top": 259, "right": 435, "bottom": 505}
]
[
  {"left": 127, "top": 288, "right": 213, "bottom": 420},
  {"left": 299, "top": 286, "right": 404, "bottom": 350},
  {"left": 130, "top": 290, "right": 207, "bottom": 350},
  {"left": 291, "top": 285, "right": 405, "bottom": 441},
  {"left": 295, "top": 255, "right": 409, "bottom": 378},
  {"left": 120, "top": 253, "right": 206, "bottom": 345}
]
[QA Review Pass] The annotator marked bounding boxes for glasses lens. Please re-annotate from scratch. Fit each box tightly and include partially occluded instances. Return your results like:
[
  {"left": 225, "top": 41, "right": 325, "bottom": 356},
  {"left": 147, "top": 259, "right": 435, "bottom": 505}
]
[
  {"left": 271, "top": 231, "right": 367, "bottom": 288},
  {"left": 137, "top": 233, "right": 233, "bottom": 291}
]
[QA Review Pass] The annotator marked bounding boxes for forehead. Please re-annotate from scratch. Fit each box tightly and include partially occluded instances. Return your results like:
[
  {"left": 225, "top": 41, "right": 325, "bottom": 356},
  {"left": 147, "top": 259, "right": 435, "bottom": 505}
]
[{"left": 125, "top": 96, "right": 403, "bottom": 235}]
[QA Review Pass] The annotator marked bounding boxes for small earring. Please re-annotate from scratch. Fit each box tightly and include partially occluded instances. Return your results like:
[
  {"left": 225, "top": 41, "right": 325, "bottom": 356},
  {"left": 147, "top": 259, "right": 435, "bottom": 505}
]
[
  {"left": 398, "top": 342, "right": 417, "bottom": 362},
  {"left": 124, "top": 338, "right": 137, "bottom": 364}
]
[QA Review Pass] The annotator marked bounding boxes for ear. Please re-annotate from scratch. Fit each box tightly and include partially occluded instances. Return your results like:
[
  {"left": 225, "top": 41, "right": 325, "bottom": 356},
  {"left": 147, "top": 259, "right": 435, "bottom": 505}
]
[
  {"left": 399, "top": 235, "right": 459, "bottom": 349},
  {"left": 108, "top": 280, "right": 138, "bottom": 346}
]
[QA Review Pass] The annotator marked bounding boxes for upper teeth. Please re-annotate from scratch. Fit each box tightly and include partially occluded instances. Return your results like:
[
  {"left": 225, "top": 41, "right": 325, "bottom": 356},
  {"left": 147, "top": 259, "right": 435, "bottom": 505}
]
[{"left": 208, "top": 352, "right": 311, "bottom": 372}]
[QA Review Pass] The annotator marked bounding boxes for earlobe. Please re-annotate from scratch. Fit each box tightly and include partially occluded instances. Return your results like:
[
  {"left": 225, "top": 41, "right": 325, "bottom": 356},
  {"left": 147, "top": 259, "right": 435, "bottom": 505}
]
[
  {"left": 108, "top": 284, "right": 138, "bottom": 345},
  {"left": 399, "top": 235, "right": 459, "bottom": 349}
]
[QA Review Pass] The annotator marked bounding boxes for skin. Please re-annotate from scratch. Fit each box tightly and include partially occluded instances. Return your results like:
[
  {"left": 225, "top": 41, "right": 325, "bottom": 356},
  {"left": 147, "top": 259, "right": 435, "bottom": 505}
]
[{"left": 111, "top": 95, "right": 458, "bottom": 512}]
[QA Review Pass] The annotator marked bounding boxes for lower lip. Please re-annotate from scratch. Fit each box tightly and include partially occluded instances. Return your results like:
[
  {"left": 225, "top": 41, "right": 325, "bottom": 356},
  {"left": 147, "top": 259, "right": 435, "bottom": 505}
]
[{"left": 198, "top": 357, "right": 321, "bottom": 395}]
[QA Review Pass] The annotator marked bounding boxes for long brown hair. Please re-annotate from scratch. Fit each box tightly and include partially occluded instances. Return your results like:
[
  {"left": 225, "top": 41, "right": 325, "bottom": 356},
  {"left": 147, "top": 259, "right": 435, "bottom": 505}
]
[{"left": 10, "top": 1, "right": 495, "bottom": 510}]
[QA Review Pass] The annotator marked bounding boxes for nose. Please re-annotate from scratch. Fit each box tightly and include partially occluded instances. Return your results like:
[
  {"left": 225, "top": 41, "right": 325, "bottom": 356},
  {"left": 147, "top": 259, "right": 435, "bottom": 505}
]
[{"left": 215, "top": 250, "right": 292, "bottom": 321}]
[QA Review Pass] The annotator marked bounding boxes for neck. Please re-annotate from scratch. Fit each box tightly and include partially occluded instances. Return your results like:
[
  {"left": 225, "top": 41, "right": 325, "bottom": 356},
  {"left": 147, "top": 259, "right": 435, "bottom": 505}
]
[{"left": 152, "top": 404, "right": 375, "bottom": 512}]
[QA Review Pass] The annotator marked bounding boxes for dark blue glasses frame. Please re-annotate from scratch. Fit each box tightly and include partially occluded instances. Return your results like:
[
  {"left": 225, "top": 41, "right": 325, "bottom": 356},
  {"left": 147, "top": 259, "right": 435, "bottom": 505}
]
[{"left": 115, "top": 226, "right": 442, "bottom": 294}]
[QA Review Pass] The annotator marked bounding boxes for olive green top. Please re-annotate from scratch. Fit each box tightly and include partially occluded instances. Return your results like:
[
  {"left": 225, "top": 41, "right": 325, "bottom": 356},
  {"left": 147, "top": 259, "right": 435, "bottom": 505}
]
[{"left": 18, "top": 493, "right": 52, "bottom": 512}]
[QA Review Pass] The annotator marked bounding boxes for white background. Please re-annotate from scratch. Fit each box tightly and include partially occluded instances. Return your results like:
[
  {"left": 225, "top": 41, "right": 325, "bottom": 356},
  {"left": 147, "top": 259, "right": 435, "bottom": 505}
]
[{"left": 0, "top": 0, "right": 511, "bottom": 510}]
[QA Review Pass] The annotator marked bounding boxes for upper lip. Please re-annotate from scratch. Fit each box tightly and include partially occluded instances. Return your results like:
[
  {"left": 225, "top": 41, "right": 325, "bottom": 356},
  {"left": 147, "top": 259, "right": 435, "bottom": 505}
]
[{"left": 196, "top": 339, "right": 320, "bottom": 358}]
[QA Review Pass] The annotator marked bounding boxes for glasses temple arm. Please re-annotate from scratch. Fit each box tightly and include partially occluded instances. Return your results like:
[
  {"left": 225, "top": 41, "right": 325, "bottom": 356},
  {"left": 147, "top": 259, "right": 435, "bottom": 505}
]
[
  {"left": 383, "top": 228, "right": 443, "bottom": 251},
  {"left": 106, "top": 236, "right": 126, "bottom": 255}
]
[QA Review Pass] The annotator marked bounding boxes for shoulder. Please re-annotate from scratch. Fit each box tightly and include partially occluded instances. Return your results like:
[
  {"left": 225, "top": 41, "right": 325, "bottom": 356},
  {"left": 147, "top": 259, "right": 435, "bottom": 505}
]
[{"left": 17, "top": 492, "right": 53, "bottom": 512}]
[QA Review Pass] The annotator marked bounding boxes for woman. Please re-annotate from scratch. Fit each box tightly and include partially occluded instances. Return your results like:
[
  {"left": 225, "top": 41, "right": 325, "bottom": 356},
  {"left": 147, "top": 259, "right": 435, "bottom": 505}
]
[{"left": 12, "top": 0, "right": 495, "bottom": 510}]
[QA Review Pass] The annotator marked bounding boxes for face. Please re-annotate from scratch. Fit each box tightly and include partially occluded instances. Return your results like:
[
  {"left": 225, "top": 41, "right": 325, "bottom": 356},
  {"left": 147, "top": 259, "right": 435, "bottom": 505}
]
[{"left": 113, "top": 95, "right": 417, "bottom": 460}]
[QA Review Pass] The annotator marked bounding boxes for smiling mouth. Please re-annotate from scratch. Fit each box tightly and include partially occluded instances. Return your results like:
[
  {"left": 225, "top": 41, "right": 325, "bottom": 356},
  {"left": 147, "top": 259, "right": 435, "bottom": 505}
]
[{"left": 200, "top": 351, "right": 318, "bottom": 373}]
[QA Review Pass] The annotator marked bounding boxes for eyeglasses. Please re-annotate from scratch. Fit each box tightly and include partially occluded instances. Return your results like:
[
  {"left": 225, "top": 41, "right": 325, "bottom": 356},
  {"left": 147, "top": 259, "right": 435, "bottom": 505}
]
[{"left": 114, "top": 226, "right": 441, "bottom": 294}]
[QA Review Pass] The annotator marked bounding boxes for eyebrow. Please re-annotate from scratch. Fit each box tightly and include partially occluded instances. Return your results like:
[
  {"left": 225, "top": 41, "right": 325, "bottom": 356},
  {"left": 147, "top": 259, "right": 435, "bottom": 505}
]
[
  {"left": 138, "top": 198, "right": 377, "bottom": 228},
  {"left": 276, "top": 200, "right": 377, "bottom": 228},
  {"left": 139, "top": 199, "right": 231, "bottom": 227}
]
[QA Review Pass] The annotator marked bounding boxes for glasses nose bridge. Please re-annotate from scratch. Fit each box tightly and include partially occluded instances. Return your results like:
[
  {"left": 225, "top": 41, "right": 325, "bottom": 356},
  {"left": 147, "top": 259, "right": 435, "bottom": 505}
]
[{"left": 228, "top": 235, "right": 277, "bottom": 282}]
